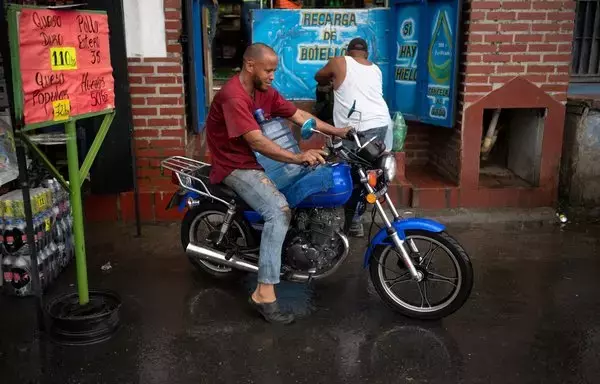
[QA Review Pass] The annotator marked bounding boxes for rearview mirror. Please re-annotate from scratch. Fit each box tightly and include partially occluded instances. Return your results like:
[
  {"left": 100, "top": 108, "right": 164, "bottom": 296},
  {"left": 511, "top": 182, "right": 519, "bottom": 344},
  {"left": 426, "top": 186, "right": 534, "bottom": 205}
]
[{"left": 301, "top": 118, "right": 316, "bottom": 140}]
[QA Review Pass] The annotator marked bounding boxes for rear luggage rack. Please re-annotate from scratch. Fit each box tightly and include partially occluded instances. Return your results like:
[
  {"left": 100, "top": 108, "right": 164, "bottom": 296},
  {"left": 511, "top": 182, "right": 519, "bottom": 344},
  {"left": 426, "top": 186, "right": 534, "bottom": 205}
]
[{"left": 160, "top": 156, "right": 232, "bottom": 207}]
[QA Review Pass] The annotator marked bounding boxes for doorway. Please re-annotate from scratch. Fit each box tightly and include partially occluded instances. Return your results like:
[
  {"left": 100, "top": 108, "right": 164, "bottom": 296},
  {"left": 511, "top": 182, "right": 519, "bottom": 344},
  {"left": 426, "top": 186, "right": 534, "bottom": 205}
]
[
  {"left": 203, "top": 0, "right": 256, "bottom": 99},
  {"left": 479, "top": 108, "right": 546, "bottom": 188}
]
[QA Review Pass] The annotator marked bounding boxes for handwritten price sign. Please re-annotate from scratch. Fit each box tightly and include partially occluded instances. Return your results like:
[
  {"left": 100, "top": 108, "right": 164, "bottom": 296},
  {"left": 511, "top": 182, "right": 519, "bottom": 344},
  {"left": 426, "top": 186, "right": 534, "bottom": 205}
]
[{"left": 16, "top": 9, "right": 115, "bottom": 125}]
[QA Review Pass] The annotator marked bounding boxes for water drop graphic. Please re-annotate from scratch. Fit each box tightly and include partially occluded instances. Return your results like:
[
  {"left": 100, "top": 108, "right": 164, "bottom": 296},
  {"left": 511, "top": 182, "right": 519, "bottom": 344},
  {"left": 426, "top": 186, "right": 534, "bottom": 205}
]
[{"left": 428, "top": 10, "right": 452, "bottom": 85}]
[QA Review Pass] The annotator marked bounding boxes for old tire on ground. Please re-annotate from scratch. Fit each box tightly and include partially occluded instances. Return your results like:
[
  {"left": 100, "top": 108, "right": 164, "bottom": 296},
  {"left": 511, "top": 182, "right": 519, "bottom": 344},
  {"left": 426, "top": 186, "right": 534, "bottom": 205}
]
[{"left": 46, "top": 289, "right": 122, "bottom": 346}]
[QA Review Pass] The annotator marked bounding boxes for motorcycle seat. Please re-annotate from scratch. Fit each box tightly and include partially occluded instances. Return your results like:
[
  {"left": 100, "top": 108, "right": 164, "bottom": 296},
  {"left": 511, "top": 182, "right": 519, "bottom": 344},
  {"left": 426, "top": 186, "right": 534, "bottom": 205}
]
[
  {"left": 190, "top": 166, "right": 236, "bottom": 198},
  {"left": 190, "top": 166, "right": 251, "bottom": 209}
]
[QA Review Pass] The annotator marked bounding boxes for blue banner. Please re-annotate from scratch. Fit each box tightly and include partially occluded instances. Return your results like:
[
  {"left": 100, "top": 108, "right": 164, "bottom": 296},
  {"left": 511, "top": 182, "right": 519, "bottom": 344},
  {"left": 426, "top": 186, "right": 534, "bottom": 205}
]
[
  {"left": 251, "top": 2, "right": 461, "bottom": 128},
  {"left": 392, "top": 0, "right": 461, "bottom": 128},
  {"left": 252, "top": 9, "right": 391, "bottom": 100},
  {"left": 393, "top": 5, "right": 419, "bottom": 119}
]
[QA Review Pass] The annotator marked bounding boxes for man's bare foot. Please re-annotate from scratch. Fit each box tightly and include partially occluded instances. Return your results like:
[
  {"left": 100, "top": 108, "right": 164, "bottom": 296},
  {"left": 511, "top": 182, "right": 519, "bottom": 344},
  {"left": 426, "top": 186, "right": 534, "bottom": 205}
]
[{"left": 252, "top": 283, "right": 276, "bottom": 303}]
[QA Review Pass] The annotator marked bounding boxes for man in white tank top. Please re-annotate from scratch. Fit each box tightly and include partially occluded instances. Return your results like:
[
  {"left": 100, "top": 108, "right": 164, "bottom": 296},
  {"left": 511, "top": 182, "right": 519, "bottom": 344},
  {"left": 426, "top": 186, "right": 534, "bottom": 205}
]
[
  {"left": 315, "top": 38, "right": 393, "bottom": 151},
  {"left": 315, "top": 38, "right": 393, "bottom": 237}
]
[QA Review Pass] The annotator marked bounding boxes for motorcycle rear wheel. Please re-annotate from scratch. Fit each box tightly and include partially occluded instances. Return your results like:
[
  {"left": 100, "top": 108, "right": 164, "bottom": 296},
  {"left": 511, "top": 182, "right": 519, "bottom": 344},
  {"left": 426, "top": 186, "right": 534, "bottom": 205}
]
[
  {"left": 181, "top": 202, "right": 255, "bottom": 280},
  {"left": 369, "top": 230, "right": 473, "bottom": 320}
]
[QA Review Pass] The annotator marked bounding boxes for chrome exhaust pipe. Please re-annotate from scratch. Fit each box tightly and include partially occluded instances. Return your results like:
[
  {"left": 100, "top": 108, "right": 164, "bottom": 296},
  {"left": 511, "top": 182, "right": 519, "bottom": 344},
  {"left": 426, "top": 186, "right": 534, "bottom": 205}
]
[
  {"left": 186, "top": 243, "right": 259, "bottom": 273},
  {"left": 186, "top": 231, "right": 350, "bottom": 282}
]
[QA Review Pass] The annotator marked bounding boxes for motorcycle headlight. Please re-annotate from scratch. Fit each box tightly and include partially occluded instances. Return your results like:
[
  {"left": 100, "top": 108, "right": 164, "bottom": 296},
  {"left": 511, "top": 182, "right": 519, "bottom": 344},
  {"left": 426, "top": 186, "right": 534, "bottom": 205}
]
[{"left": 380, "top": 154, "right": 396, "bottom": 182}]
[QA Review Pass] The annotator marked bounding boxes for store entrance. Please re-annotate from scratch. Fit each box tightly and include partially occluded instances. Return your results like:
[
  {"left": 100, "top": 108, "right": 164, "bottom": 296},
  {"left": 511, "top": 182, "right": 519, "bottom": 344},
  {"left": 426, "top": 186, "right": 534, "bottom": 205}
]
[
  {"left": 201, "top": 0, "right": 384, "bottom": 101},
  {"left": 204, "top": 0, "right": 259, "bottom": 98},
  {"left": 211, "top": 0, "right": 245, "bottom": 90}
]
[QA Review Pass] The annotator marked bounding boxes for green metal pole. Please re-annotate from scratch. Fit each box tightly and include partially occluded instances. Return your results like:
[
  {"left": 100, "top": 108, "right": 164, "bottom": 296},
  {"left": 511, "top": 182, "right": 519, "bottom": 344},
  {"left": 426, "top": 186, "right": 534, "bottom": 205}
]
[{"left": 65, "top": 121, "right": 89, "bottom": 305}]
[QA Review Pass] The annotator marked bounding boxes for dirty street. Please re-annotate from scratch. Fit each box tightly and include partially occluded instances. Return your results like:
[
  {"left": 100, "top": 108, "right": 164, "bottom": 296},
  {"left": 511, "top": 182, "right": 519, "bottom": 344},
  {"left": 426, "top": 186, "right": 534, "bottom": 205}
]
[
  {"left": 1, "top": 0, "right": 600, "bottom": 383},
  {"left": 2, "top": 220, "right": 600, "bottom": 384}
]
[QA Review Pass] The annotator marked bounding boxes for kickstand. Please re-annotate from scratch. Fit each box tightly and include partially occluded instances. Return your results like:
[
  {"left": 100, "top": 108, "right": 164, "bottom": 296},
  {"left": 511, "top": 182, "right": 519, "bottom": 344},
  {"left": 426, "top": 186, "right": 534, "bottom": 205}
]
[{"left": 224, "top": 247, "right": 238, "bottom": 261}]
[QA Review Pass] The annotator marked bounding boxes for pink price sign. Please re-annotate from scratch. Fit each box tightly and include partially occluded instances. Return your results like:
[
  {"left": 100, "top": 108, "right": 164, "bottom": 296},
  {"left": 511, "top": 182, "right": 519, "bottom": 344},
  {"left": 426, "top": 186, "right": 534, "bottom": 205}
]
[{"left": 17, "top": 8, "right": 115, "bottom": 125}]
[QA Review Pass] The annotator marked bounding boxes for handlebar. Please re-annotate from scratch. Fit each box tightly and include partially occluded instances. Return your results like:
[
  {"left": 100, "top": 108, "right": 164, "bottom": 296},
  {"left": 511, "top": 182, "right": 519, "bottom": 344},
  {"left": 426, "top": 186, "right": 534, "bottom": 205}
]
[{"left": 299, "top": 129, "right": 366, "bottom": 168}]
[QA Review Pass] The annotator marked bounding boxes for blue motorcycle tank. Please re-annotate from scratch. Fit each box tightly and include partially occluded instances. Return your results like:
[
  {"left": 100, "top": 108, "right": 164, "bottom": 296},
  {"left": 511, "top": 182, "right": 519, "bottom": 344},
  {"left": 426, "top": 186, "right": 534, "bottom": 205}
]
[
  {"left": 295, "top": 163, "right": 353, "bottom": 208},
  {"left": 251, "top": 109, "right": 352, "bottom": 210}
]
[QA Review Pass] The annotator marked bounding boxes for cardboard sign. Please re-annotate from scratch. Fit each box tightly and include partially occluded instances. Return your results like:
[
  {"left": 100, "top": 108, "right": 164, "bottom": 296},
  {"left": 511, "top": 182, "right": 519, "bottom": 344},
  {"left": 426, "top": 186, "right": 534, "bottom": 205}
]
[{"left": 17, "top": 8, "right": 115, "bottom": 125}]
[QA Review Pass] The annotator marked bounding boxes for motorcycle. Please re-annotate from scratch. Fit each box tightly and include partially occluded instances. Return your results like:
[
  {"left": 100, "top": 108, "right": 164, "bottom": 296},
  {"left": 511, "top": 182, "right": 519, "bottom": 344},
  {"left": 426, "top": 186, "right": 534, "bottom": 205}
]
[{"left": 161, "top": 118, "right": 473, "bottom": 320}]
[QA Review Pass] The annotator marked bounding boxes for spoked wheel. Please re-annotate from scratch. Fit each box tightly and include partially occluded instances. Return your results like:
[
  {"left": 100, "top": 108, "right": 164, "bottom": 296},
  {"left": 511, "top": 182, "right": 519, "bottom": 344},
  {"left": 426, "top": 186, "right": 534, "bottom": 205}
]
[
  {"left": 181, "top": 203, "right": 254, "bottom": 280},
  {"left": 369, "top": 230, "right": 473, "bottom": 320}
]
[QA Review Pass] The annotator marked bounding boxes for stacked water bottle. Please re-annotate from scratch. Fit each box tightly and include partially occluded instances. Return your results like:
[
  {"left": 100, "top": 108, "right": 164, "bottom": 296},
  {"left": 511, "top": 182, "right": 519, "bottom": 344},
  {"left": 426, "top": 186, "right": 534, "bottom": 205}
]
[{"left": 0, "top": 179, "right": 74, "bottom": 296}]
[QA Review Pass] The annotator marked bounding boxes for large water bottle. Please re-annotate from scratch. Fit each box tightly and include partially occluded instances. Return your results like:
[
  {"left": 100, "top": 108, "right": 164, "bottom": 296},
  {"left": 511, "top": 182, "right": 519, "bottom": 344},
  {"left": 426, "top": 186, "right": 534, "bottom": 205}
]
[{"left": 252, "top": 109, "right": 306, "bottom": 190}]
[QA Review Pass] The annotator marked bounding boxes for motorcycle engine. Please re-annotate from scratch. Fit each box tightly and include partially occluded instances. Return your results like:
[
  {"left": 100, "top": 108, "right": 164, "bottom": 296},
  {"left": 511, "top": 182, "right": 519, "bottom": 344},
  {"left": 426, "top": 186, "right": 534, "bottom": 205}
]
[{"left": 284, "top": 208, "right": 345, "bottom": 273}]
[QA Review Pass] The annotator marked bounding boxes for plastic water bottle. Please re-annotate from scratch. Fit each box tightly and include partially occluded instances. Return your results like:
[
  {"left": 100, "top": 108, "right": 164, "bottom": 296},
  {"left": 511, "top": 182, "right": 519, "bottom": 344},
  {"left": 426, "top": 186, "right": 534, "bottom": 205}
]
[
  {"left": 3, "top": 219, "right": 15, "bottom": 253},
  {"left": 49, "top": 241, "right": 59, "bottom": 281},
  {"left": 392, "top": 112, "right": 408, "bottom": 152},
  {"left": 252, "top": 109, "right": 306, "bottom": 190},
  {"left": 2, "top": 255, "right": 15, "bottom": 287},
  {"left": 12, "top": 255, "right": 32, "bottom": 296}
]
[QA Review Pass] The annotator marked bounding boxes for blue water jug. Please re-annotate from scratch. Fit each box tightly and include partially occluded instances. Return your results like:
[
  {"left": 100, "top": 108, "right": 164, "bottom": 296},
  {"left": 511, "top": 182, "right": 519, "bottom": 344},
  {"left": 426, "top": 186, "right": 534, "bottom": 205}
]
[{"left": 253, "top": 109, "right": 306, "bottom": 190}]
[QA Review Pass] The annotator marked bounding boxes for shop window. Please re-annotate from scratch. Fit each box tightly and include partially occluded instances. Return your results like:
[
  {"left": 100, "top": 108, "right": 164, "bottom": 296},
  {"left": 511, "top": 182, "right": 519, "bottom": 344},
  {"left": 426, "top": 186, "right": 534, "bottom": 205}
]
[
  {"left": 571, "top": 0, "right": 600, "bottom": 83},
  {"left": 479, "top": 108, "right": 546, "bottom": 188}
]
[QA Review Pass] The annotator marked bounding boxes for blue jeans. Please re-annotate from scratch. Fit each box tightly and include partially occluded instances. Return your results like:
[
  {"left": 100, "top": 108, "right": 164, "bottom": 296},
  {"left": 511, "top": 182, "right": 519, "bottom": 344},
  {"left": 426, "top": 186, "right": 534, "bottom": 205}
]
[
  {"left": 343, "top": 124, "right": 391, "bottom": 152},
  {"left": 223, "top": 169, "right": 290, "bottom": 284},
  {"left": 344, "top": 125, "right": 391, "bottom": 225}
]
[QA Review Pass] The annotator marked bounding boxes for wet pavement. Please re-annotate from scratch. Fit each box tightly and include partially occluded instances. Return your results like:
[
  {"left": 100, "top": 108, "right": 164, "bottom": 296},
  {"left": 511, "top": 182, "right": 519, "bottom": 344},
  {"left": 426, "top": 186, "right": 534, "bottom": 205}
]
[{"left": 1, "top": 220, "right": 600, "bottom": 384}]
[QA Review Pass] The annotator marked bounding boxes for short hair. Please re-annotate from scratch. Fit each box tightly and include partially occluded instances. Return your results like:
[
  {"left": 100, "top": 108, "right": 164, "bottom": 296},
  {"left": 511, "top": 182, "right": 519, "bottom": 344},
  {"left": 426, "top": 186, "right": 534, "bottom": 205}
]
[{"left": 243, "top": 43, "right": 276, "bottom": 62}]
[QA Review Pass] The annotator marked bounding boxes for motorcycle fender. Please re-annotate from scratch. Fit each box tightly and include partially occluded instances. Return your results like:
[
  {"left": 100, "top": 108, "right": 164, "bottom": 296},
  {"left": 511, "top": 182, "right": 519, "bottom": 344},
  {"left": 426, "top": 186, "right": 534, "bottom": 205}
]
[{"left": 363, "top": 218, "right": 446, "bottom": 267}]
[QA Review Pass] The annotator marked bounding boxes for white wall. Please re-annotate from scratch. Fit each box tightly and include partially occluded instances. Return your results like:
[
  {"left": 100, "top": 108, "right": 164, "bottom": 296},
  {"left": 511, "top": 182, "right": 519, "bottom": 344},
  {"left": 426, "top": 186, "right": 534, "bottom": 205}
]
[{"left": 123, "top": 0, "right": 167, "bottom": 58}]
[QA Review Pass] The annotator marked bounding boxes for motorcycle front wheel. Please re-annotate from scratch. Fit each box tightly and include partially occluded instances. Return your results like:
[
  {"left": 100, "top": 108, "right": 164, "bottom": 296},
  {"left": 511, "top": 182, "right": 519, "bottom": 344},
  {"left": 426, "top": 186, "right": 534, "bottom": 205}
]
[{"left": 369, "top": 230, "right": 473, "bottom": 320}]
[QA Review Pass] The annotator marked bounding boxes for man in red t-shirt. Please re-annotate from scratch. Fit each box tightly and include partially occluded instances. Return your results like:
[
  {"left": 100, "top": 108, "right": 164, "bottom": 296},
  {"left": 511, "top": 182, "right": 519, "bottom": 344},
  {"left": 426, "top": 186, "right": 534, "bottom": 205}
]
[{"left": 205, "top": 43, "right": 350, "bottom": 324}]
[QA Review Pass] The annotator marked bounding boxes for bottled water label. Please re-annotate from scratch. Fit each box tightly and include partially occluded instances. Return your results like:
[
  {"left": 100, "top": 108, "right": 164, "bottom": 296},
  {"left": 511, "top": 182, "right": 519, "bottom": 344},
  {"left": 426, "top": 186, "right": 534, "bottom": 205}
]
[{"left": 1, "top": 178, "right": 74, "bottom": 296}]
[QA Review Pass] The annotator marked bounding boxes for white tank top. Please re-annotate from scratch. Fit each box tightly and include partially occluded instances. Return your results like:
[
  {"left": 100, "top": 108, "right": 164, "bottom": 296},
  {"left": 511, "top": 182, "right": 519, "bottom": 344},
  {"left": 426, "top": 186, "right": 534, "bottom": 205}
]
[{"left": 333, "top": 56, "right": 391, "bottom": 131}]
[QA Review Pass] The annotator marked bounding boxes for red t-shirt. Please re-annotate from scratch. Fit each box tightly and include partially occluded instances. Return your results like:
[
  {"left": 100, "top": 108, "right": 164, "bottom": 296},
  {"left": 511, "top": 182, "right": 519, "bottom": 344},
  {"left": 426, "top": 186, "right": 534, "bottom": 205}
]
[{"left": 205, "top": 75, "right": 298, "bottom": 184}]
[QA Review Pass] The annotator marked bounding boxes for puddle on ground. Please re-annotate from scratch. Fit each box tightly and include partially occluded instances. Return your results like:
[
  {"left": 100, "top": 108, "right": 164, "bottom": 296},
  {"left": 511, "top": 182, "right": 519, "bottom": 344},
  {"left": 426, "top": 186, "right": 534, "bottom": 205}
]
[{"left": 241, "top": 274, "right": 317, "bottom": 318}]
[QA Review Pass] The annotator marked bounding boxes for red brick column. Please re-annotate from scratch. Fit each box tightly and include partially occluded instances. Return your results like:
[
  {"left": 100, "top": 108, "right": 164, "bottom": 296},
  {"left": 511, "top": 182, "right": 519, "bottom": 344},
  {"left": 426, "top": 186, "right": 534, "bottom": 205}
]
[
  {"left": 456, "top": 0, "right": 575, "bottom": 207},
  {"left": 426, "top": 0, "right": 575, "bottom": 208},
  {"left": 86, "top": 0, "right": 189, "bottom": 222},
  {"left": 124, "top": 0, "right": 187, "bottom": 221}
]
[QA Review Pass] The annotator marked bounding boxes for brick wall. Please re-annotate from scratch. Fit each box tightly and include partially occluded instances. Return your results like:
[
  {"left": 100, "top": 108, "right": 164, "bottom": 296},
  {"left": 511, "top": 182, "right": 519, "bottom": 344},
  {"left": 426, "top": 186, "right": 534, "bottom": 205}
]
[
  {"left": 127, "top": 0, "right": 187, "bottom": 194},
  {"left": 404, "top": 123, "right": 432, "bottom": 166},
  {"left": 462, "top": 0, "right": 575, "bottom": 105},
  {"left": 84, "top": 0, "right": 190, "bottom": 221},
  {"left": 429, "top": 0, "right": 576, "bottom": 184}
]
